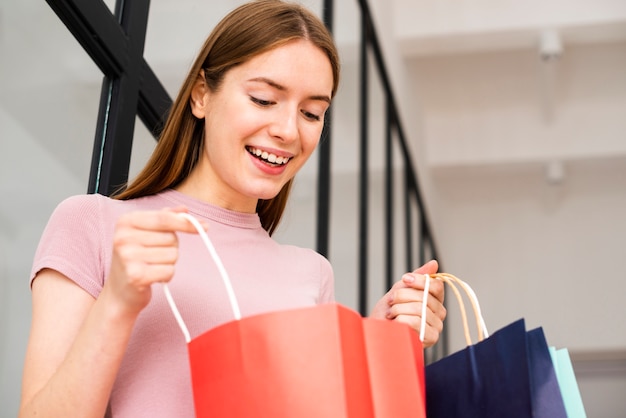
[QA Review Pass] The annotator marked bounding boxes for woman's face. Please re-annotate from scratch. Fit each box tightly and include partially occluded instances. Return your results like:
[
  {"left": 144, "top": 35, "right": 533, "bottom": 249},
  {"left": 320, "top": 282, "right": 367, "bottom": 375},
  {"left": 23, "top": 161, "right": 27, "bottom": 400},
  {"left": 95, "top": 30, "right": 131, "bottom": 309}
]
[{"left": 187, "top": 39, "right": 334, "bottom": 213}]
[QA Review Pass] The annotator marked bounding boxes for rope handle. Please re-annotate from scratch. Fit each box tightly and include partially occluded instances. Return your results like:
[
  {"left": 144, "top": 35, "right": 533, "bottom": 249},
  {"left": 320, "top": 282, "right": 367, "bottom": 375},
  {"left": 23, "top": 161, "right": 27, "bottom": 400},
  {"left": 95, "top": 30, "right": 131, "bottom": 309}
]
[
  {"left": 436, "top": 273, "right": 489, "bottom": 341},
  {"left": 420, "top": 273, "right": 488, "bottom": 346},
  {"left": 162, "top": 212, "right": 242, "bottom": 343}
]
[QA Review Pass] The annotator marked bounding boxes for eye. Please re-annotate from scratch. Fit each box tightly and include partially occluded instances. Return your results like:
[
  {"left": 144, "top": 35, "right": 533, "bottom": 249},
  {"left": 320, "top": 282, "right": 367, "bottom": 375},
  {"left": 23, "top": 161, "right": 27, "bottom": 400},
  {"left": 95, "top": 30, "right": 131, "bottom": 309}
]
[
  {"left": 250, "top": 96, "right": 274, "bottom": 107},
  {"left": 301, "top": 109, "right": 321, "bottom": 122}
]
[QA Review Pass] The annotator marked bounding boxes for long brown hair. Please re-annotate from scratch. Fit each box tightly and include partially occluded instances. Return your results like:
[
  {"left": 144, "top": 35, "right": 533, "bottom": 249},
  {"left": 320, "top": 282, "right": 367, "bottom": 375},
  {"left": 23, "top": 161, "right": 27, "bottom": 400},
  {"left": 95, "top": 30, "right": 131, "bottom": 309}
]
[{"left": 115, "top": 0, "right": 340, "bottom": 235}]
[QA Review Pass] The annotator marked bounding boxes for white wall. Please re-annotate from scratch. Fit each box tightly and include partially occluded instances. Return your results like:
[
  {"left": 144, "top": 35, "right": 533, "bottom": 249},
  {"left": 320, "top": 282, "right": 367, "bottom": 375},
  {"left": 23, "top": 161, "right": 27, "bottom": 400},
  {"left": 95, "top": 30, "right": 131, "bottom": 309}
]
[
  {"left": 408, "top": 39, "right": 626, "bottom": 417},
  {"left": 0, "top": 108, "right": 86, "bottom": 416}
]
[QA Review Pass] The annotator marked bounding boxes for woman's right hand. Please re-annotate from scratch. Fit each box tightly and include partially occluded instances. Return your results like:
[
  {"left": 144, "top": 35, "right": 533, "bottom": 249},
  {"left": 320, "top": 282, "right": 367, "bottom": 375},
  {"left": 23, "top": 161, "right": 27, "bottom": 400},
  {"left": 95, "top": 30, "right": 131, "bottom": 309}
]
[{"left": 106, "top": 207, "right": 205, "bottom": 316}]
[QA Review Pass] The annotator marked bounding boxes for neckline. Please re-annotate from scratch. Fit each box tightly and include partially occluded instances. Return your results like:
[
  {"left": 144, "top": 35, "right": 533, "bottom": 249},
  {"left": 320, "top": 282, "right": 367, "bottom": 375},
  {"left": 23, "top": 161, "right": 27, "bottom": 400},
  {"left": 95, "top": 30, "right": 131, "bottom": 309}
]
[{"left": 158, "top": 189, "right": 262, "bottom": 229}]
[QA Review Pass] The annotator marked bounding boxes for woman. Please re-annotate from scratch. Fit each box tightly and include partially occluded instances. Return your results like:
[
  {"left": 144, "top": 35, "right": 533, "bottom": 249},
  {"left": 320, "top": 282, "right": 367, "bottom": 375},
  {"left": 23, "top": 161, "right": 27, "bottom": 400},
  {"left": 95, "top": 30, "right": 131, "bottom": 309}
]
[{"left": 20, "top": 1, "right": 445, "bottom": 417}]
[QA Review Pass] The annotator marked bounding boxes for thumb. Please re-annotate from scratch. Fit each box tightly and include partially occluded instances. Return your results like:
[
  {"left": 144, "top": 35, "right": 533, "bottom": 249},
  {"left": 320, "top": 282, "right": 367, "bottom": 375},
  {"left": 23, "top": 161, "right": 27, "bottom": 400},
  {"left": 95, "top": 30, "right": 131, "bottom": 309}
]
[
  {"left": 396, "top": 259, "right": 439, "bottom": 289},
  {"left": 412, "top": 259, "right": 439, "bottom": 276}
]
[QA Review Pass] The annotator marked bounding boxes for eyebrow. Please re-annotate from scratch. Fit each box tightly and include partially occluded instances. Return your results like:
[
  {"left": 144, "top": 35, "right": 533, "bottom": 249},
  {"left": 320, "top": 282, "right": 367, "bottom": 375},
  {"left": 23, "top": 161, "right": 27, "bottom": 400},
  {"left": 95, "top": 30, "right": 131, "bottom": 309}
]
[{"left": 248, "top": 77, "right": 331, "bottom": 104}]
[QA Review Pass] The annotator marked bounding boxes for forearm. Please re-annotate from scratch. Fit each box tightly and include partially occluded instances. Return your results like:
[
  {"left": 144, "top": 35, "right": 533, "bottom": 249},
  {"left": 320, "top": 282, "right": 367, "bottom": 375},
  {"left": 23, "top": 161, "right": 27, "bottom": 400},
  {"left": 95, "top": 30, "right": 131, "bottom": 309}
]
[{"left": 20, "top": 285, "right": 138, "bottom": 418}]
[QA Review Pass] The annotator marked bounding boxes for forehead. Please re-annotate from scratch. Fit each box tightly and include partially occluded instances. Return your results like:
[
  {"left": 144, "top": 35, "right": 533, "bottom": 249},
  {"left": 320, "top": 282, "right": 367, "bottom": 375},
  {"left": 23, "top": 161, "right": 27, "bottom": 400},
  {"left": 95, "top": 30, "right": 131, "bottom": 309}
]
[{"left": 232, "top": 40, "right": 334, "bottom": 96}]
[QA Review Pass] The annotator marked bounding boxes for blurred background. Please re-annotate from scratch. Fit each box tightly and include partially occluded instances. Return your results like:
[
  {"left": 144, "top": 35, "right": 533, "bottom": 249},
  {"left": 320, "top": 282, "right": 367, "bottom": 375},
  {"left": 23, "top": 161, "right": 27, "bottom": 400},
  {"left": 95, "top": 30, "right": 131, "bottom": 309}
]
[{"left": 1, "top": 0, "right": 625, "bottom": 416}]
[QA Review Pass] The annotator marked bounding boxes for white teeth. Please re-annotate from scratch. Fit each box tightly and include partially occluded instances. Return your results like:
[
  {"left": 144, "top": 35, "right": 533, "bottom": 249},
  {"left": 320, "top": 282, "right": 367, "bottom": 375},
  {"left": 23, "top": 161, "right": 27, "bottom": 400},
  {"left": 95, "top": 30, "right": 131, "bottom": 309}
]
[{"left": 247, "top": 146, "right": 290, "bottom": 165}]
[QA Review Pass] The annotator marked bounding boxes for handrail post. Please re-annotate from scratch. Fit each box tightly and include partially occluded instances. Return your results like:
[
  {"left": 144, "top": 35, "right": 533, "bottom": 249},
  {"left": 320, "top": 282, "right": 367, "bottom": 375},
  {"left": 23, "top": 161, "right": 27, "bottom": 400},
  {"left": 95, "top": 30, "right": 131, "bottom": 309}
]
[
  {"left": 358, "top": 10, "right": 370, "bottom": 316},
  {"left": 316, "top": 0, "right": 334, "bottom": 258},
  {"left": 385, "top": 100, "right": 394, "bottom": 290}
]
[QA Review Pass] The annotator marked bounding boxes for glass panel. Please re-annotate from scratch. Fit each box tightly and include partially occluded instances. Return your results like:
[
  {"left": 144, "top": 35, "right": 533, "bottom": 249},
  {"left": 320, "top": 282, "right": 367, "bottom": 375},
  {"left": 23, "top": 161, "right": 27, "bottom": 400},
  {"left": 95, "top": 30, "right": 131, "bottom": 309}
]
[
  {"left": 0, "top": 2, "right": 103, "bottom": 415},
  {"left": 143, "top": 1, "right": 248, "bottom": 98},
  {"left": 103, "top": 0, "right": 116, "bottom": 14},
  {"left": 328, "top": 0, "right": 364, "bottom": 311},
  {"left": 364, "top": 51, "right": 388, "bottom": 312},
  {"left": 129, "top": 116, "right": 157, "bottom": 181}
]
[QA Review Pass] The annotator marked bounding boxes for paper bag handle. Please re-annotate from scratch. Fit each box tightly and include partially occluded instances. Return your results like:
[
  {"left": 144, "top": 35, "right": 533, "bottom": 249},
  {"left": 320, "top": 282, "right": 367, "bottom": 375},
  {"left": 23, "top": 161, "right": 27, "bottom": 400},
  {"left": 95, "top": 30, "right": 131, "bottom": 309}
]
[
  {"left": 420, "top": 273, "right": 489, "bottom": 346},
  {"left": 438, "top": 273, "right": 488, "bottom": 341},
  {"left": 162, "top": 212, "right": 242, "bottom": 343}
]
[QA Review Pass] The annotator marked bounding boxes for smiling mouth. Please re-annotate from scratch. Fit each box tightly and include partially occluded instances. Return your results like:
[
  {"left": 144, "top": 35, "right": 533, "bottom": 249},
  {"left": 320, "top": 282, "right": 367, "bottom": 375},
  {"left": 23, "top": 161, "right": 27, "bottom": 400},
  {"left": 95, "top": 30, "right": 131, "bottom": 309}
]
[{"left": 246, "top": 146, "right": 291, "bottom": 166}]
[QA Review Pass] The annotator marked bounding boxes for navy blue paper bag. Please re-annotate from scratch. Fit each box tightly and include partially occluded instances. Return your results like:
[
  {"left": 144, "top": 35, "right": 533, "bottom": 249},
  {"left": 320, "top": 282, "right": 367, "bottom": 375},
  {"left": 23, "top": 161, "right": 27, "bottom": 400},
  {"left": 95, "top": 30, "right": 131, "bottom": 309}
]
[{"left": 425, "top": 319, "right": 567, "bottom": 418}]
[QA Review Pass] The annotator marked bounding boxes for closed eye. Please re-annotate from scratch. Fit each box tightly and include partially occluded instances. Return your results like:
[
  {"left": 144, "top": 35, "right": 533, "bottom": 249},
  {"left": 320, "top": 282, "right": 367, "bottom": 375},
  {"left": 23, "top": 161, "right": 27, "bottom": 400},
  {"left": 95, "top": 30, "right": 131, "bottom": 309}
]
[
  {"left": 301, "top": 110, "right": 321, "bottom": 121},
  {"left": 250, "top": 96, "right": 274, "bottom": 107}
]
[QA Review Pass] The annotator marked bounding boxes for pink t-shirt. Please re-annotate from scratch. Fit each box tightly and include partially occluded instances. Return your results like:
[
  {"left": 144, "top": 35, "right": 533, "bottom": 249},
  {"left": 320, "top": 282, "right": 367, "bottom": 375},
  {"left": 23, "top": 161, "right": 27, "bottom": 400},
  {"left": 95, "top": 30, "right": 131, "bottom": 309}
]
[{"left": 30, "top": 189, "right": 335, "bottom": 417}]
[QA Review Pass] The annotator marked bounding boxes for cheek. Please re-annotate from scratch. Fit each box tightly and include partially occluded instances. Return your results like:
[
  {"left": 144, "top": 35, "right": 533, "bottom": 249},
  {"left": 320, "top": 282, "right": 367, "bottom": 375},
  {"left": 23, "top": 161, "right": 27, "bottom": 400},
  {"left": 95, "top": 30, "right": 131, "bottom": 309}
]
[{"left": 301, "top": 127, "right": 322, "bottom": 155}]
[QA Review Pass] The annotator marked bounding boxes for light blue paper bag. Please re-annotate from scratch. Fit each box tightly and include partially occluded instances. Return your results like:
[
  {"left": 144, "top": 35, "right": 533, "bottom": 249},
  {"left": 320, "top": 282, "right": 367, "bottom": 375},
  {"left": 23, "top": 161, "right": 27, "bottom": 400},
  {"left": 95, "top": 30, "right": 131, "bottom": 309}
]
[{"left": 549, "top": 347, "right": 587, "bottom": 418}]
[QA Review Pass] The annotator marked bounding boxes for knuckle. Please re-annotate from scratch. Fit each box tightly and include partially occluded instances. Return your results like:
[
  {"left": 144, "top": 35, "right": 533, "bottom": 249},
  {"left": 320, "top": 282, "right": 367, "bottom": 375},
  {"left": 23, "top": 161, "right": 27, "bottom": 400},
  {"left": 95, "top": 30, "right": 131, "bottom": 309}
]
[
  {"left": 126, "top": 263, "right": 146, "bottom": 284},
  {"left": 440, "top": 305, "right": 448, "bottom": 320},
  {"left": 167, "top": 246, "right": 180, "bottom": 263},
  {"left": 158, "top": 265, "right": 176, "bottom": 282}
]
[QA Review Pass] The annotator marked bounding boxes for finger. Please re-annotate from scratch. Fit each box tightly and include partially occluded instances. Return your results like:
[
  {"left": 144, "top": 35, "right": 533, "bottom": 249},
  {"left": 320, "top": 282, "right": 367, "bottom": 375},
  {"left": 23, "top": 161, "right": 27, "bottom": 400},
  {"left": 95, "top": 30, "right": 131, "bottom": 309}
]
[
  {"left": 390, "top": 286, "right": 447, "bottom": 322},
  {"left": 400, "top": 273, "right": 445, "bottom": 303},
  {"left": 393, "top": 312, "right": 444, "bottom": 348},
  {"left": 115, "top": 228, "right": 180, "bottom": 248},
  {"left": 118, "top": 208, "right": 206, "bottom": 234},
  {"left": 125, "top": 262, "right": 177, "bottom": 287},
  {"left": 117, "top": 244, "right": 180, "bottom": 265},
  {"left": 385, "top": 261, "right": 438, "bottom": 293},
  {"left": 412, "top": 259, "right": 438, "bottom": 275},
  {"left": 388, "top": 301, "right": 445, "bottom": 332}
]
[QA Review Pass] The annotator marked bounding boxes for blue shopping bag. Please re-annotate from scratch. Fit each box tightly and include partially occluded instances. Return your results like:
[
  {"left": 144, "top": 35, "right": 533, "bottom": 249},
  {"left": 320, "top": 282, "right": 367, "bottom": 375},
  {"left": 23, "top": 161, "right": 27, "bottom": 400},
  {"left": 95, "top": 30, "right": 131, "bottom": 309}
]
[{"left": 423, "top": 274, "right": 571, "bottom": 418}]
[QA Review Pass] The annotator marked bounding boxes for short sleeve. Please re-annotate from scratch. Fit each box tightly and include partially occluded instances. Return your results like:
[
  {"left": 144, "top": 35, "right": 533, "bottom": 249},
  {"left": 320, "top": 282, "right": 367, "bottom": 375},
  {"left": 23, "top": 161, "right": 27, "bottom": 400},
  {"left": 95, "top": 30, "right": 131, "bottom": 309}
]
[{"left": 30, "top": 194, "right": 107, "bottom": 298}]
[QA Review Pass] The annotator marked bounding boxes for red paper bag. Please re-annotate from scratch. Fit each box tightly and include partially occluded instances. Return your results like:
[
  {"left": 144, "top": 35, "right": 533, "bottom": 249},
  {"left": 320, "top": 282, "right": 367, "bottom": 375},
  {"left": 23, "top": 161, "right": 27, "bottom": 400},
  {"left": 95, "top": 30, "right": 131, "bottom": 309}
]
[
  {"left": 187, "top": 303, "right": 425, "bottom": 418},
  {"left": 362, "top": 315, "right": 427, "bottom": 416},
  {"left": 166, "top": 214, "right": 426, "bottom": 417}
]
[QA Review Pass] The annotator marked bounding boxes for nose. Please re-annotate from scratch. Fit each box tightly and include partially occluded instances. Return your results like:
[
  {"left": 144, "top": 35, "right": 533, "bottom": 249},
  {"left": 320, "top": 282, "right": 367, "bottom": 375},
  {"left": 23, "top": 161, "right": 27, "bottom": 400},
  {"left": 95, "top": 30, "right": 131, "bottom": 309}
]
[{"left": 268, "top": 106, "right": 299, "bottom": 143}]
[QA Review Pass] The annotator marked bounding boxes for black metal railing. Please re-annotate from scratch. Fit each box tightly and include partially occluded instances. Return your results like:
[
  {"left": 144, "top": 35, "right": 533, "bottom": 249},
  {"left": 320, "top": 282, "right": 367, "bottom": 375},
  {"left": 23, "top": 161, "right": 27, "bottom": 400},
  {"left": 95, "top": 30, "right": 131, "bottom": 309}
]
[{"left": 317, "top": 0, "right": 446, "bottom": 362}]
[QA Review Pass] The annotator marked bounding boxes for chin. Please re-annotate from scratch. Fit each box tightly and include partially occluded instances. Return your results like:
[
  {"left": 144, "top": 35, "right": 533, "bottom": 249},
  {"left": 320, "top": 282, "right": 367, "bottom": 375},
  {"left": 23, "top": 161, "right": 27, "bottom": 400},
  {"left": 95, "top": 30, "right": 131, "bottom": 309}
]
[
  {"left": 249, "top": 185, "right": 286, "bottom": 201},
  {"left": 255, "top": 191, "right": 282, "bottom": 201},
  {"left": 243, "top": 178, "right": 292, "bottom": 202}
]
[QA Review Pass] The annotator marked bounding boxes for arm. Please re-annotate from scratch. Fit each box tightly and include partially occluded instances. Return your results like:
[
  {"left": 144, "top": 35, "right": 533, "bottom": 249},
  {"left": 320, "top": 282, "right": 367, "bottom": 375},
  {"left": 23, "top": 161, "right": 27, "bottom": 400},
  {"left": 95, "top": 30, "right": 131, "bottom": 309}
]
[
  {"left": 370, "top": 260, "right": 446, "bottom": 348},
  {"left": 20, "top": 208, "right": 201, "bottom": 417},
  {"left": 20, "top": 269, "right": 137, "bottom": 417}
]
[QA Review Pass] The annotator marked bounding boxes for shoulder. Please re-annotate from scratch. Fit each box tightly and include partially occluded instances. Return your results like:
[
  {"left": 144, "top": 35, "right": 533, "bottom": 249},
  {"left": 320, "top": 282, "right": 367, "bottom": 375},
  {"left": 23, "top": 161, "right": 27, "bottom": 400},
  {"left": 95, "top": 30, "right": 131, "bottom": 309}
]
[
  {"left": 286, "top": 246, "right": 335, "bottom": 303},
  {"left": 48, "top": 193, "right": 108, "bottom": 225},
  {"left": 41, "top": 194, "right": 154, "bottom": 247},
  {"left": 39, "top": 193, "right": 127, "bottom": 247},
  {"left": 279, "top": 244, "right": 333, "bottom": 276},
  {"left": 53, "top": 192, "right": 117, "bottom": 213},
  {"left": 51, "top": 193, "right": 158, "bottom": 223}
]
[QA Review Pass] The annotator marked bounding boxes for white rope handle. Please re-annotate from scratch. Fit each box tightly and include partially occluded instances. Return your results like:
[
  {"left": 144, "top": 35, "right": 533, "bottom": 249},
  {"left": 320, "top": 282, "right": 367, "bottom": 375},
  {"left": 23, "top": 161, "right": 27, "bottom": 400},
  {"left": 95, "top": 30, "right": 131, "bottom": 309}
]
[
  {"left": 456, "top": 277, "right": 489, "bottom": 339},
  {"left": 422, "top": 274, "right": 474, "bottom": 344},
  {"left": 437, "top": 273, "right": 489, "bottom": 340},
  {"left": 419, "top": 275, "right": 431, "bottom": 343},
  {"left": 420, "top": 274, "right": 472, "bottom": 344},
  {"left": 163, "top": 212, "right": 242, "bottom": 343},
  {"left": 420, "top": 273, "right": 489, "bottom": 346}
]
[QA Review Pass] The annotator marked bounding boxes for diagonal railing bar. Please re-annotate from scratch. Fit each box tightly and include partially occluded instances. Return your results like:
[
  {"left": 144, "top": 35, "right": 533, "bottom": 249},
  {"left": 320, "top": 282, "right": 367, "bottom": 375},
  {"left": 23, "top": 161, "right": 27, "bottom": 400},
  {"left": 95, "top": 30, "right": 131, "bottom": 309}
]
[{"left": 46, "top": 0, "right": 171, "bottom": 196}]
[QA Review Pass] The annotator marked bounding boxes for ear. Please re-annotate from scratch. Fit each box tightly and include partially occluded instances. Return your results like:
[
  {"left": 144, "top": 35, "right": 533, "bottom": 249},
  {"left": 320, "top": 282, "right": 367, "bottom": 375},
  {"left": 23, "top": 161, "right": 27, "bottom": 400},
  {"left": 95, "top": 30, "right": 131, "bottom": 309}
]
[{"left": 190, "top": 70, "right": 209, "bottom": 119}]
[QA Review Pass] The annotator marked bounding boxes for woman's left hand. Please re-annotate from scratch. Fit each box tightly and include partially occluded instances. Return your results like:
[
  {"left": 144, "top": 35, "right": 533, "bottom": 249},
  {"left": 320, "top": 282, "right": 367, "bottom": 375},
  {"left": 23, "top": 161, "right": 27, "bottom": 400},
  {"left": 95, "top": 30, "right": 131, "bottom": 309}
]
[{"left": 370, "top": 260, "right": 446, "bottom": 348}]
